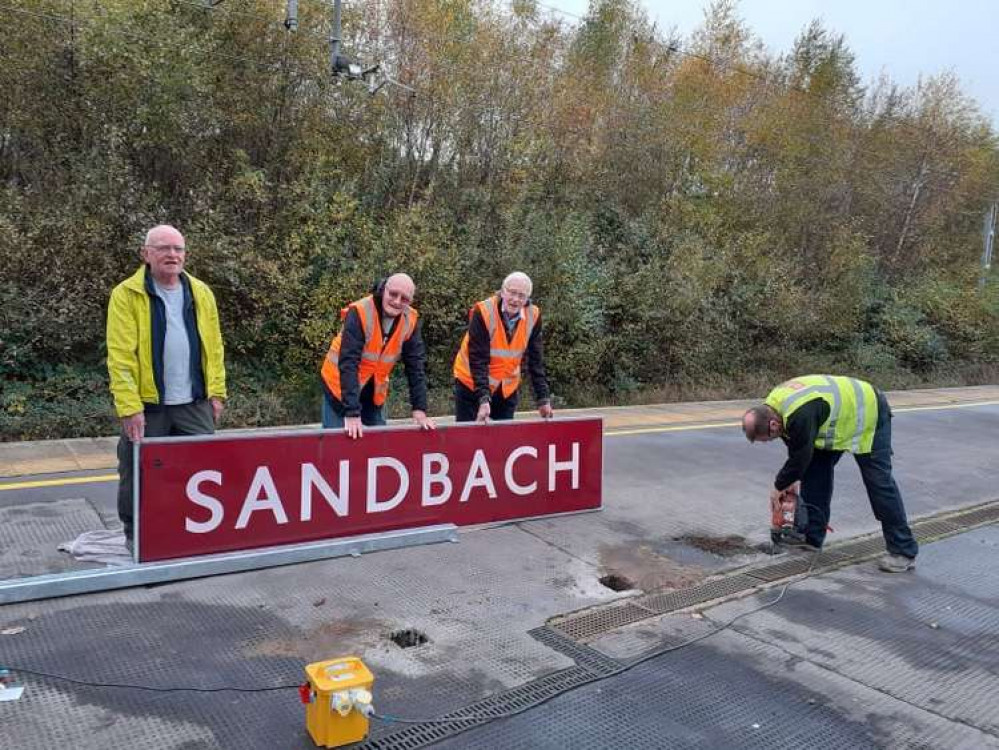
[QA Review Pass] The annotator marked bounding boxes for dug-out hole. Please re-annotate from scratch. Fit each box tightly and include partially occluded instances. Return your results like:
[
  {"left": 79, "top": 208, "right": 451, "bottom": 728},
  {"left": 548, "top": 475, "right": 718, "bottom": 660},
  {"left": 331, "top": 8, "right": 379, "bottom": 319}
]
[
  {"left": 390, "top": 628, "right": 429, "bottom": 648},
  {"left": 599, "top": 574, "right": 634, "bottom": 592}
]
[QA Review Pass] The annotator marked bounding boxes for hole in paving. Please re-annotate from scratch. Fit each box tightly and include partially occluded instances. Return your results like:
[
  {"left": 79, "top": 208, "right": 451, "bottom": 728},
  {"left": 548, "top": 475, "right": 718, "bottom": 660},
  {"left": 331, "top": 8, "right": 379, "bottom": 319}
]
[
  {"left": 390, "top": 628, "right": 428, "bottom": 649},
  {"left": 599, "top": 574, "right": 634, "bottom": 591}
]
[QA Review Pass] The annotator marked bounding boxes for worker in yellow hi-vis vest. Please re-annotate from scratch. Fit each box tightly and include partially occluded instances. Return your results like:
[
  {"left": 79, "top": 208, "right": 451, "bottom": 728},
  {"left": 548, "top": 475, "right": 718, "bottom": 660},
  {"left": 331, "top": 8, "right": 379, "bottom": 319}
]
[
  {"left": 453, "top": 272, "right": 553, "bottom": 424},
  {"left": 742, "top": 375, "right": 918, "bottom": 573}
]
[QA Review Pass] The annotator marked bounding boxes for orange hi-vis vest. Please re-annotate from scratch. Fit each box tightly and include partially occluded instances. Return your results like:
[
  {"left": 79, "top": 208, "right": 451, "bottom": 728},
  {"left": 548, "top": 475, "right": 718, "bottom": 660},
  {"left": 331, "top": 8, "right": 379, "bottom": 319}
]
[
  {"left": 321, "top": 296, "right": 418, "bottom": 407},
  {"left": 453, "top": 296, "right": 539, "bottom": 398}
]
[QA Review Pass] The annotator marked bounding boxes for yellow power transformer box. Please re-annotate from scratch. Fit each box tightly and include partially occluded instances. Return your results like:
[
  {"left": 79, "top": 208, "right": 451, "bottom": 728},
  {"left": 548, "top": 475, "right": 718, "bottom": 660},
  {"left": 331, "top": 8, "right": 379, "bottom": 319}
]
[{"left": 303, "top": 657, "right": 375, "bottom": 748}]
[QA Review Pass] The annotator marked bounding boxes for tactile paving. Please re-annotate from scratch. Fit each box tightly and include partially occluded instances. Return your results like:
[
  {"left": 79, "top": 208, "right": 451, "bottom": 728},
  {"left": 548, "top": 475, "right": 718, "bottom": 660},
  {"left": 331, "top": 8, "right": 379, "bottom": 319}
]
[
  {"left": 0, "top": 498, "right": 107, "bottom": 578},
  {"left": 428, "top": 638, "right": 882, "bottom": 750},
  {"left": 528, "top": 626, "right": 620, "bottom": 676}
]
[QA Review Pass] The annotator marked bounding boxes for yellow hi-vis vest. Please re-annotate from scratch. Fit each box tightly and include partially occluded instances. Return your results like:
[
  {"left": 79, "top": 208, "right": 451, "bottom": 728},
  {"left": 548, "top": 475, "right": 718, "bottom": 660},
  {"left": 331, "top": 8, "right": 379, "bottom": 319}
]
[
  {"left": 320, "top": 296, "right": 418, "bottom": 407},
  {"left": 453, "top": 296, "right": 539, "bottom": 399},
  {"left": 765, "top": 375, "right": 879, "bottom": 454}
]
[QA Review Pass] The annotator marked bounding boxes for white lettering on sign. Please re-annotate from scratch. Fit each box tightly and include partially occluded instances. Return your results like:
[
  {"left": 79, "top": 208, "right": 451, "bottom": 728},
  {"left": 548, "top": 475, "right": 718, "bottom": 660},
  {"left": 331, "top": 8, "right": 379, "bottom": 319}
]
[
  {"left": 301, "top": 461, "right": 350, "bottom": 521},
  {"left": 367, "top": 457, "right": 409, "bottom": 513},
  {"left": 504, "top": 446, "right": 538, "bottom": 495},
  {"left": 185, "top": 470, "right": 224, "bottom": 533},
  {"left": 422, "top": 453, "right": 452, "bottom": 506},
  {"left": 459, "top": 449, "right": 497, "bottom": 503},
  {"left": 181, "top": 442, "right": 586, "bottom": 531},
  {"left": 548, "top": 442, "right": 579, "bottom": 491},
  {"left": 235, "top": 467, "right": 289, "bottom": 529}
]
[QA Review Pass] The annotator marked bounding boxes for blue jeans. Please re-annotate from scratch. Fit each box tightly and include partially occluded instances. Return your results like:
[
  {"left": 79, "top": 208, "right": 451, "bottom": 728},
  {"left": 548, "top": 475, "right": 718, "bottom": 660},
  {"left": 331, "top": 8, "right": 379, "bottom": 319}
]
[
  {"left": 321, "top": 391, "right": 386, "bottom": 429},
  {"left": 798, "top": 392, "right": 918, "bottom": 558}
]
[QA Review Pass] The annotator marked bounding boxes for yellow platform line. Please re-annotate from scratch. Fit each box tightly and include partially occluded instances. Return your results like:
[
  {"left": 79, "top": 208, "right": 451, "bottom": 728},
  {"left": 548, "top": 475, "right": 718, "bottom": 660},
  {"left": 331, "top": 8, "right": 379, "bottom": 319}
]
[
  {"left": 0, "top": 473, "right": 118, "bottom": 492},
  {"left": 607, "top": 421, "right": 739, "bottom": 437},
  {"left": 891, "top": 399, "right": 999, "bottom": 413},
  {"left": 2, "top": 399, "right": 996, "bottom": 490},
  {"left": 603, "top": 399, "right": 999, "bottom": 437}
]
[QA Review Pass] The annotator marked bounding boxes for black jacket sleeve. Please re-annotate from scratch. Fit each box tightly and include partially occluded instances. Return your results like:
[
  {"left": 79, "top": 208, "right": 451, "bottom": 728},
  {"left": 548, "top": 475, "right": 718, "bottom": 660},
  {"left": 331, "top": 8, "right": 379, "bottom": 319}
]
[
  {"left": 525, "top": 316, "right": 550, "bottom": 404},
  {"left": 401, "top": 319, "right": 429, "bottom": 412},
  {"left": 774, "top": 399, "right": 830, "bottom": 490},
  {"left": 337, "top": 308, "right": 366, "bottom": 417},
  {"left": 467, "top": 309, "right": 492, "bottom": 404}
]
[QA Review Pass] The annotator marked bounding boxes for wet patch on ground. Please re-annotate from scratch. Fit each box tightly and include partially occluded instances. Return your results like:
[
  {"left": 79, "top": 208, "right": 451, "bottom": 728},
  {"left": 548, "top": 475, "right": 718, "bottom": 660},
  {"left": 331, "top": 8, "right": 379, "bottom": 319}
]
[
  {"left": 647, "top": 533, "right": 772, "bottom": 571},
  {"left": 599, "top": 543, "right": 707, "bottom": 593},
  {"left": 672, "top": 534, "right": 770, "bottom": 557},
  {"left": 250, "top": 616, "right": 388, "bottom": 661}
]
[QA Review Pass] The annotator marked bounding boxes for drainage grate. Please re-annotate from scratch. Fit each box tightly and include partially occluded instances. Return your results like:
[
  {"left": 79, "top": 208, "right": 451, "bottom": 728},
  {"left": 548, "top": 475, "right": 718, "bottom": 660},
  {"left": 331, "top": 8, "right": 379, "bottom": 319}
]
[
  {"left": 635, "top": 574, "right": 760, "bottom": 614},
  {"left": 951, "top": 504, "right": 999, "bottom": 527},
  {"left": 744, "top": 557, "right": 813, "bottom": 582},
  {"left": 912, "top": 518, "right": 962, "bottom": 539},
  {"left": 551, "top": 602, "right": 652, "bottom": 641},
  {"left": 823, "top": 537, "right": 884, "bottom": 560},
  {"left": 357, "top": 666, "right": 594, "bottom": 750},
  {"left": 528, "top": 626, "right": 621, "bottom": 676}
]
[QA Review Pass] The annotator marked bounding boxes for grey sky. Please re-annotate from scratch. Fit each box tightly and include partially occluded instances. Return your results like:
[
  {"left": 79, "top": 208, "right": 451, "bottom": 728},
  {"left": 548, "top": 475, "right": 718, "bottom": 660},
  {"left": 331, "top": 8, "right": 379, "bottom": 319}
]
[{"left": 549, "top": 0, "right": 997, "bottom": 124}]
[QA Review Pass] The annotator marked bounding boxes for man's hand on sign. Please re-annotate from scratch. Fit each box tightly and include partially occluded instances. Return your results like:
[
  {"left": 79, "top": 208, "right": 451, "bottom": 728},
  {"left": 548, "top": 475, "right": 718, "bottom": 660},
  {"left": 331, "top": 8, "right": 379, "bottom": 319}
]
[
  {"left": 476, "top": 402, "right": 491, "bottom": 424},
  {"left": 210, "top": 397, "right": 224, "bottom": 424},
  {"left": 538, "top": 402, "right": 554, "bottom": 420},
  {"left": 344, "top": 416, "right": 364, "bottom": 439},
  {"left": 412, "top": 410, "right": 436, "bottom": 431},
  {"left": 122, "top": 412, "right": 145, "bottom": 442}
]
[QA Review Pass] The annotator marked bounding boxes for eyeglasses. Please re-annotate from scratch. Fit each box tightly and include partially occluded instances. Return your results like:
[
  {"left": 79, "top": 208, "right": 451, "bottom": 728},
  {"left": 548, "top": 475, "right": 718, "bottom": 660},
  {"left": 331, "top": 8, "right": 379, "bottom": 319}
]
[
  {"left": 385, "top": 289, "right": 413, "bottom": 305},
  {"left": 146, "top": 244, "right": 186, "bottom": 254},
  {"left": 502, "top": 288, "right": 529, "bottom": 301}
]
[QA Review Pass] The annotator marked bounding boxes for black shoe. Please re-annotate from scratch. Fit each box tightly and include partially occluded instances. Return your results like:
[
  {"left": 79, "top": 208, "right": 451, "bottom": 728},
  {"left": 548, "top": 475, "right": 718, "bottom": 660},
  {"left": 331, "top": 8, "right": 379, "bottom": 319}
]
[{"left": 777, "top": 530, "right": 821, "bottom": 551}]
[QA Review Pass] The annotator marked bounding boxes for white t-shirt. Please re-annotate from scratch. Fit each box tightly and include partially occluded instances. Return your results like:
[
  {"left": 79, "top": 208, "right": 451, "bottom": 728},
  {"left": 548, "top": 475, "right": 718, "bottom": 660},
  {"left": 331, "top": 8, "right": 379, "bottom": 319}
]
[{"left": 153, "top": 281, "right": 194, "bottom": 405}]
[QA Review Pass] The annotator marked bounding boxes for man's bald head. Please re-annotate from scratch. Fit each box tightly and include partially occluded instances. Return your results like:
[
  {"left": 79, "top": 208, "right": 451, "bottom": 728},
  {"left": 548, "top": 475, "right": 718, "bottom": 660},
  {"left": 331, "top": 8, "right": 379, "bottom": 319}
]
[
  {"left": 742, "top": 405, "right": 782, "bottom": 443},
  {"left": 381, "top": 273, "right": 415, "bottom": 317}
]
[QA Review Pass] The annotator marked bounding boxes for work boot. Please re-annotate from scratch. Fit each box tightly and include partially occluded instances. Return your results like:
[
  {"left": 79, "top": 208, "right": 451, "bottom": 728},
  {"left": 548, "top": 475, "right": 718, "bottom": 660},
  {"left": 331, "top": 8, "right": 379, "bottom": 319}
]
[{"left": 878, "top": 553, "right": 916, "bottom": 573}]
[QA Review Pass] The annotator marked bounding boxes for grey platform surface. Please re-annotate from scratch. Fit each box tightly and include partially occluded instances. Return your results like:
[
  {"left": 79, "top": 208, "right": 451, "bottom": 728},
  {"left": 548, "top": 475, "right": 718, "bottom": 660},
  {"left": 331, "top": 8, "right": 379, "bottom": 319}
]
[
  {"left": 1, "top": 402, "right": 998, "bottom": 748},
  {"left": 0, "top": 499, "right": 108, "bottom": 578},
  {"left": 427, "top": 526, "right": 999, "bottom": 750}
]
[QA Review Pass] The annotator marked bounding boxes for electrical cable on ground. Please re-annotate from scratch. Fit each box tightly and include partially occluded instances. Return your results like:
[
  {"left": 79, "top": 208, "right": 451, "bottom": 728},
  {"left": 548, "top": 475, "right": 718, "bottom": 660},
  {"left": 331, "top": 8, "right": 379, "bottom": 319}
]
[{"left": 0, "top": 547, "right": 822, "bottom": 726}]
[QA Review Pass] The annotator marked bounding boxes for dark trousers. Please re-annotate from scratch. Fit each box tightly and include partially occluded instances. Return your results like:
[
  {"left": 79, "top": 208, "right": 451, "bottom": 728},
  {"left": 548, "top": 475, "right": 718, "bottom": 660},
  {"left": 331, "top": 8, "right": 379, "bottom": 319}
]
[
  {"left": 454, "top": 381, "right": 518, "bottom": 422},
  {"left": 117, "top": 400, "right": 215, "bottom": 538},
  {"left": 797, "top": 393, "right": 918, "bottom": 558},
  {"left": 321, "top": 390, "right": 385, "bottom": 428}
]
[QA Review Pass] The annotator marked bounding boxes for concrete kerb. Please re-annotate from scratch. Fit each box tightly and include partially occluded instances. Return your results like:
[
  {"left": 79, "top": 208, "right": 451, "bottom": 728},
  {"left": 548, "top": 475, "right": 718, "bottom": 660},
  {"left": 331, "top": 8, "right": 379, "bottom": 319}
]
[{"left": 3, "top": 384, "right": 999, "bottom": 478}]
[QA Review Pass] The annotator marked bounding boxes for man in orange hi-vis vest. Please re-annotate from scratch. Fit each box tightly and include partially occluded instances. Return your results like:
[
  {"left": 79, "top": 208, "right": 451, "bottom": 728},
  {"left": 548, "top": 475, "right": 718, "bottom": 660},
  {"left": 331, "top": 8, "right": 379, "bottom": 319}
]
[
  {"left": 320, "top": 273, "right": 435, "bottom": 439},
  {"left": 453, "top": 271, "right": 553, "bottom": 424}
]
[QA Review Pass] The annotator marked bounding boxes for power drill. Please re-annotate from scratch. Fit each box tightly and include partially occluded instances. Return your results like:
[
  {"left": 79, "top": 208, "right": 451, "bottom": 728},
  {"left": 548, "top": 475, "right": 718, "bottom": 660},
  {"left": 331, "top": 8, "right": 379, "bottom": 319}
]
[{"left": 769, "top": 486, "right": 799, "bottom": 545}]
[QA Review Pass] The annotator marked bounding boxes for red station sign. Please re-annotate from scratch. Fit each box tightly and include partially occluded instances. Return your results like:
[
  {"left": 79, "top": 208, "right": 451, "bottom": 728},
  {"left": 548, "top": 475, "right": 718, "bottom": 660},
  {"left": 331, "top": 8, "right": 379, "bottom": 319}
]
[{"left": 137, "top": 419, "right": 602, "bottom": 562}]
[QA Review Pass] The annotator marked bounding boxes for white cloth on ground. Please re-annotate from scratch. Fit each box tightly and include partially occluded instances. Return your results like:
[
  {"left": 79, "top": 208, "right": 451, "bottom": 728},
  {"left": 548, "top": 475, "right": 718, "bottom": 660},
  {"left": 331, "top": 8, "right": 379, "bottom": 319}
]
[{"left": 58, "top": 530, "right": 134, "bottom": 566}]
